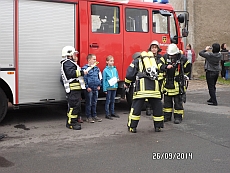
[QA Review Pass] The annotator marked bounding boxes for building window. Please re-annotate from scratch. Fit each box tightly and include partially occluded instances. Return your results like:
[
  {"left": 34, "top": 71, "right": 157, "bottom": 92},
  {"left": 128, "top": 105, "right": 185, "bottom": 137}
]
[
  {"left": 125, "top": 8, "right": 148, "bottom": 32},
  {"left": 91, "top": 4, "right": 120, "bottom": 34}
]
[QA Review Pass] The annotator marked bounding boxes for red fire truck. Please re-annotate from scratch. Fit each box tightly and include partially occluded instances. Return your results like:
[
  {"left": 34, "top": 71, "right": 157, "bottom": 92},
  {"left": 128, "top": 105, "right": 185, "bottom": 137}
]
[{"left": 0, "top": 0, "right": 188, "bottom": 122}]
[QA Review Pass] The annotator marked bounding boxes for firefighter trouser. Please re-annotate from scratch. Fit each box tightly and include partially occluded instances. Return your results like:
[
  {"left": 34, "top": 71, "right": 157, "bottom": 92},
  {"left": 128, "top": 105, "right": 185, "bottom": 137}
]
[
  {"left": 128, "top": 98, "right": 164, "bottom": 129},
  {"left": 163, "top": 95, "right": 184, "bottom": 121},
  {"left": 66, "top": 90, "right": 81, "bottom": 126}
]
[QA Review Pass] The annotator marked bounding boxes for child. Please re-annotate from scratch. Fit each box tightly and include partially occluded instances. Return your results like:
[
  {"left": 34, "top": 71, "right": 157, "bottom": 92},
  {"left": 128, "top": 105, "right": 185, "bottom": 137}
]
[
  {"left": 102, "top": 55, "right": 120, "bottom": 120},
  {"left": 82, "top": 54, "right": 102, "bottom": 123}
]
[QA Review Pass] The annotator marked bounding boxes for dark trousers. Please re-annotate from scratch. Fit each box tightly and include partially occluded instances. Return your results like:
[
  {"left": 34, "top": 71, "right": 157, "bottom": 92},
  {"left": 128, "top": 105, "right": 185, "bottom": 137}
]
[
  {"left": 221, "top": 60, "right": 226, "bottom": 78},
  {"left": 163, "top": 95, "right": 184, "bottom": 121},
  {"left": 66, "top": 90, "right": 81, "bottom": 125},
  {"left": 188, "top": 64, "right": 193, "bottom": 79},
  {"left": 127, "top": 98, "right": 164, "bottom": 129},
  {"left": 206, "top": 71, "right": 219, "bottom": 104}
]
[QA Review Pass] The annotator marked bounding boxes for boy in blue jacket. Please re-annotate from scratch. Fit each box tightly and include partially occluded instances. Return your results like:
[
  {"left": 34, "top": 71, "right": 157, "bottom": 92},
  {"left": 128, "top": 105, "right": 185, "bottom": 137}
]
[
  {"left": 82, "top": 54, "right": 102, "bottom": 123},
  {"left": 102, "top": 55, "right": 120, "bottom": 120}
]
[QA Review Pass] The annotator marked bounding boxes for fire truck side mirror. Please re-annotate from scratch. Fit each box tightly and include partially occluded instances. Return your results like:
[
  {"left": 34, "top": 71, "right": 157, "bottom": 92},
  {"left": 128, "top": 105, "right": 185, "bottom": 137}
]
[
  {"left": 182, "top": 28, "right": 189, "bottom": 37},
  {"left": 184, "top": 13, "right": 188, "bottom": 28},
  {"left": 177, "top": 14, "right": 184, "bottom": 23}
]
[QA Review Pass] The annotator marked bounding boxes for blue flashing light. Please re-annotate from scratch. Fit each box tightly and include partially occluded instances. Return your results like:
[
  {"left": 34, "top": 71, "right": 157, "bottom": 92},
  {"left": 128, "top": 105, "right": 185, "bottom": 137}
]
[{"left": 153, "top": 0, "right": 169, "bottom": 4}]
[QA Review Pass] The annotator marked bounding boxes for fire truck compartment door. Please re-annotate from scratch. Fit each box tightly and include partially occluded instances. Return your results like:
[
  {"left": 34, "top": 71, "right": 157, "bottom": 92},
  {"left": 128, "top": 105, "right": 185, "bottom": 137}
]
[{"left": 18, "top": 0, "right": 75, "bottom": 103}]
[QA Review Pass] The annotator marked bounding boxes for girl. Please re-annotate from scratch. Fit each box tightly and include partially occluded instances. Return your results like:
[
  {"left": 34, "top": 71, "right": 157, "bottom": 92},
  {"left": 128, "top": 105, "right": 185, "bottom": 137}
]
[
  {"left": 185, "top": 44, "right": 196, "bottom": 80},
  {"left": 102, "top": 55, "right": 120, "bottom": 120}
]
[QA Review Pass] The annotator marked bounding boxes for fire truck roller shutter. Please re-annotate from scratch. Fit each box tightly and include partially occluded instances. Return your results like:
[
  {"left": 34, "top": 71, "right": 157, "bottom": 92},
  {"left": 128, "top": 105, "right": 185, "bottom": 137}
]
[
  {"left": 0, "top": 0, "right": 14, "bottom": 68},
  {"left": 18, "top": 0, "right": 75, "bottom": 103}
]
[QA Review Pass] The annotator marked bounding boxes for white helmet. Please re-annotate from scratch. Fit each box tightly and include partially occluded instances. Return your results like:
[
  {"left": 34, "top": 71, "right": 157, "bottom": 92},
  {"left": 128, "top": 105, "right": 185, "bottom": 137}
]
[
  {"left": 149, "top": 40, "right": 160, "bottom": 48},
  {"left": 167, "top": 44, "right": 180, "bottom": 55},
  {"left": 62, "top": 46, "right": 78, "bottom": 57},
  {"left": 149, "top": 40, "right": 162, "bottom": 52}
]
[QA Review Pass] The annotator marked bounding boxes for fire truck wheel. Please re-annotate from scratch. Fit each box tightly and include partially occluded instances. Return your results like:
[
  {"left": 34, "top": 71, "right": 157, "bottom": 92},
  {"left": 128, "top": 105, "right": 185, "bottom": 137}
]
[{"left": 0, "top": 88, "right": 8, "bottom": 122}]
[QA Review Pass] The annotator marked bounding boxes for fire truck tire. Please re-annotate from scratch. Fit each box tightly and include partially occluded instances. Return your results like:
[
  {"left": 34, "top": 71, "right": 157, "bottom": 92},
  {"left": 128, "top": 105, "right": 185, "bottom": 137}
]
[{"left": 0, "top": 88, "right": 8, "bottom": 122}]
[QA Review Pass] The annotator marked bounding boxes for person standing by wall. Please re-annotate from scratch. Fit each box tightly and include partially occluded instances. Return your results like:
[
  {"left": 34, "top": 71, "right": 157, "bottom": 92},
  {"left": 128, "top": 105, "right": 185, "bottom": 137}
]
[
  {"left": 199, "top": 43, "right": 222, "bottom": 106},
  {"left": 102, "top": 55, "right": 120, "bottom": 120},
  {"left": 220, "top": 43, "right": 229, "bottom": 79},
  {"left": 185, "top": 44, "right": 196, "bottom": 80}
]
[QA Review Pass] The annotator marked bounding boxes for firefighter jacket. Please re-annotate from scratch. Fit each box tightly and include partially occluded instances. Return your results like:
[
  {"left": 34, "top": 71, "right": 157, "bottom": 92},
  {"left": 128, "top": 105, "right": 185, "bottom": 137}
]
[
  {"left": 60, "top": 58, "right": 84, "bottom": 93},
  {"left": 158, "top": 54, "right": 191, "bottom": 96},
  {"left": 125, "top": 57, "right": 161, "bottom": 99},
  {"left": 155, "top": 54, "right": 165, "bottom": 81}
]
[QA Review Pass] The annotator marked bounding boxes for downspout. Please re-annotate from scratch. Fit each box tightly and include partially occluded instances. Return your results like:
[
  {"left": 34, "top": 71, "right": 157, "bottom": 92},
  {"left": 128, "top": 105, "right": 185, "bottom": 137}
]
[{"left": 183, "top": 0, "right": 187, "bottom": 50}]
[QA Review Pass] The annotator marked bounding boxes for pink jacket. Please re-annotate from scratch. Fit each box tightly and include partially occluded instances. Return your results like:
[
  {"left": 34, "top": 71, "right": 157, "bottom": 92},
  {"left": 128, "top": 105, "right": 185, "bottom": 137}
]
[{"left": 185, "top": 49, "right": 196, "bottom": 63}]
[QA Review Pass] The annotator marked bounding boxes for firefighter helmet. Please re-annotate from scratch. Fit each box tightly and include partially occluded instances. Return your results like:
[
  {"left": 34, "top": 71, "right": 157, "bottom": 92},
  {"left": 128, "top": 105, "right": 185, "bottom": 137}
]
[
  {"left": 167, "top": 44, "right": 180, "bottom": 55},
  {"left": 149, "top": 40, "right": 160, "bottom": 48},
  {"left": 148, "top": 40, "right": 162, "bottom": 52},
  {"left": 62, "top": 46, "right": 79, "bottom": 57}
]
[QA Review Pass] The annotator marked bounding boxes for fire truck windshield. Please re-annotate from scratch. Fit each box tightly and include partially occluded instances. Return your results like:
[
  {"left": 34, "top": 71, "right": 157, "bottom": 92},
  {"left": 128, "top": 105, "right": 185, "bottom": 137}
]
[{"left": 153, "top": 10, "right": 176, "bottom": 36}]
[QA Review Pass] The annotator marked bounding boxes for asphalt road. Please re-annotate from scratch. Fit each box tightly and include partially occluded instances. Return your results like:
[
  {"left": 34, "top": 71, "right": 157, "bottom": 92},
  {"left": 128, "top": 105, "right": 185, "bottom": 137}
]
[{"left": 0, "top": 86, "right": 230, "bottom": 173}]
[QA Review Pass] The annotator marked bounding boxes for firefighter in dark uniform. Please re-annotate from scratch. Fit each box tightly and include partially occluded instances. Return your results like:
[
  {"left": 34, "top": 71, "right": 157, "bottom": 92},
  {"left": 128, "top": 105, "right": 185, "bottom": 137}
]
[
  {"left": 158, "top": 44, "right": 191, "bottom": 124},
  {"left": 148, "top": 40, "right": 164, "bottom": 91},
  {"left": 146, "top": 40, "right": 165, "bottom": 116},
  {"left": 60, "top": 46, "right": 86, "bottom": 130},
  {"left": 124, "top": 51, "right": 164, "bottom": 133}
]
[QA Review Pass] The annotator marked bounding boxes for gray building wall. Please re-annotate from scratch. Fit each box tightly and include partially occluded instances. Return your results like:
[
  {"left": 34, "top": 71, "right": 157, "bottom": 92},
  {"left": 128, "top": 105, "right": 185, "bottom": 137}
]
[{"left": 169, "top": 0, "right": 230, "bottom": 77}]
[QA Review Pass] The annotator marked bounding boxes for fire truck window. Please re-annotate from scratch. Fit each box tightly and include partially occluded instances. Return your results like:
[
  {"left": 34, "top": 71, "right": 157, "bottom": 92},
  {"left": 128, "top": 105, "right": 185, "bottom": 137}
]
[
  {"left": 169, "top": 14, "right": 177, "bottom": 41},
  {"left": 91, "top": 5, "right": 120, "bottom": 34},
  {"left": 125, "top": 8, "right": 148, "bottom": 32},
  {"left": 152, "top": 11, "right": 168, "bottom": 34}
]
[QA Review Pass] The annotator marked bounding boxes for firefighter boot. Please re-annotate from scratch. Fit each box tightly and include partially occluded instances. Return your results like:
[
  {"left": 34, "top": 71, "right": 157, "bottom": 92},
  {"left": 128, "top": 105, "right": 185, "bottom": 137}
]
[
  {"left": 66, "top": 122, "right": 81, "bottom": 130},
  {"left": 127, "top": 123, "right": 137, "bottom": 133},
  {"left": 174, "top": 119, "right": 182, "bottom": 124},
  {"left": 174, "top": 114, "right": 182, "bottom": 124},
  {"left": 164, "top": 112, "right": 172, "bottom": 122},
  {"left": 155, "top": 127, "right": 161, "bottom": 132},
  {"left": 128, "top": 126, "right": 137, "bottom": 133},
  {"left": 153, "top": 121, "right": 163, "bottom": 132},
  {"left": 66, "top": 119, "right": 81, "bottom": 130}
]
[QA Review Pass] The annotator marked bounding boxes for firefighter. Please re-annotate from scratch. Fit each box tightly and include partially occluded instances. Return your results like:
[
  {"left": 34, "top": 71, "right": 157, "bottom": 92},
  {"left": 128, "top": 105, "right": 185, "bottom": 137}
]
[
  {"left": 145, "top": 40, "right": 164, "bottom": 116},
  {"left": 124, "top": 51, "right": 164, "bottom": 133},
  {"left": 158, "top": 44, "right": 191, "bottom": 124},
  {"left": 60, "top": 46, "right": 86, "bottom": 130},
  {"left": 148, "top": 40, "right": 164, "bottom": 90}
]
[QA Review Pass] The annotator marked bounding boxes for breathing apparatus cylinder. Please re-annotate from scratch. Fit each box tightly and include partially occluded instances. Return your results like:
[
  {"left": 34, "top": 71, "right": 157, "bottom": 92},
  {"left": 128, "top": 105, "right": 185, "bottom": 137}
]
[
  {"left": 141, "top": 51, "right": 152, "bottom": 73},
  {"left": 147, "top": 51, "right": 157, "bottom": 68}
]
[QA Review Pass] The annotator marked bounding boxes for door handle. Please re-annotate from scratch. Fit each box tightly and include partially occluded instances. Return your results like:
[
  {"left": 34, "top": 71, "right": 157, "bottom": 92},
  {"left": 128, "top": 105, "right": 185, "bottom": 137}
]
[{"left": 90, "top": 43, "right": 99, "bottom": 48}]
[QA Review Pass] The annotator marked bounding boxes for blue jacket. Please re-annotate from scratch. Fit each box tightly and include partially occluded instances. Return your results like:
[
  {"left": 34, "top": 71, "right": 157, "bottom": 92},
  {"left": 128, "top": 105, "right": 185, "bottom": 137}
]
[
  {"left": 102, "top": 66, "right": 119, "bottom": 92},
  {"left": 82, "top": 64, "right": 101, "bottom": 90}
]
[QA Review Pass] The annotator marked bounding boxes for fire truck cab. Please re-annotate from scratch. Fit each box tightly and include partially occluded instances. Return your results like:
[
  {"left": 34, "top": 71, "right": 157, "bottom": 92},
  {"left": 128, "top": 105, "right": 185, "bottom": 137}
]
[{"left": 0, "top": 0, "right": 188, "bottom": 122}]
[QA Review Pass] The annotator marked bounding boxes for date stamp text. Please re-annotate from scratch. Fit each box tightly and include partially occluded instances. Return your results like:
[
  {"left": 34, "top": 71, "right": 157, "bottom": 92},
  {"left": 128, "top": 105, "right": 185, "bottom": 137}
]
[{"left": 152, "top": 152, "right": 193, "bottom": 160}]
